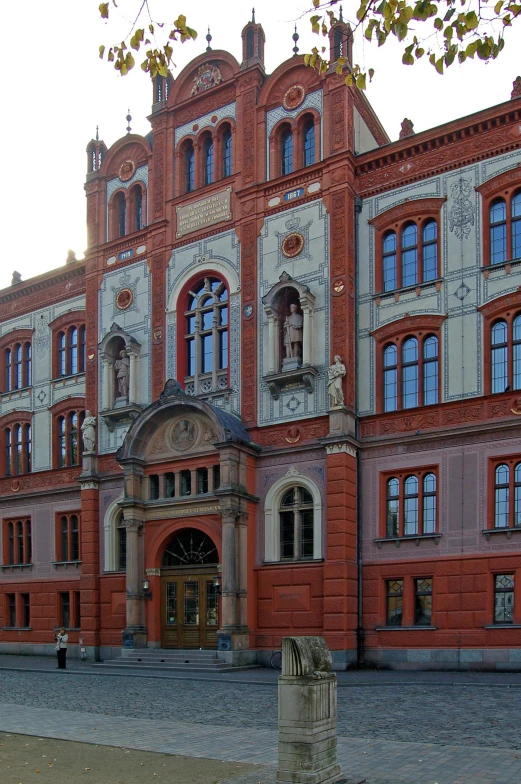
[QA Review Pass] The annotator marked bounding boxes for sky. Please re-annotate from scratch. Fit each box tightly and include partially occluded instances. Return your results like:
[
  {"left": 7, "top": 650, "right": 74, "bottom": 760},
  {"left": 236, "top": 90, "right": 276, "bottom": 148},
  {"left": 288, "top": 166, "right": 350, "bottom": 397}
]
[{"left": 0, "top": 1, "right": 520, "bottom": 291}]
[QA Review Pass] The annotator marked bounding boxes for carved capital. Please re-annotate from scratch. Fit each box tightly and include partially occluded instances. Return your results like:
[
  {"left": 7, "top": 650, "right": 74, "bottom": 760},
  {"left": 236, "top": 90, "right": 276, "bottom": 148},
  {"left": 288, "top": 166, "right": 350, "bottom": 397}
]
[{"left": 325, "top": 442, "right": 357, "bottom": 458}]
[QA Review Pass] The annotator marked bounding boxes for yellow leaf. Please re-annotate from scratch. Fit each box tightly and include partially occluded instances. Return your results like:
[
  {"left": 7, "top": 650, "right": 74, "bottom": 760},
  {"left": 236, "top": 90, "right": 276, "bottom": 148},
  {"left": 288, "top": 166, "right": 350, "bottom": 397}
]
[
  {"left": 99, "top": 45, "right": 105, "bottom": 59},
  {"left": 99, "top": 3, "right": 109, "bottom": 19}
]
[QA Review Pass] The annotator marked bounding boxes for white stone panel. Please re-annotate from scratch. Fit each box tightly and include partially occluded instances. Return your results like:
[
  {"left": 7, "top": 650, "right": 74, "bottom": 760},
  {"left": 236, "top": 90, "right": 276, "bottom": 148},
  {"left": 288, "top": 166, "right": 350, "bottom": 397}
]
[{"left": 353, "top": 107, "right": 378, "bottom": 154}]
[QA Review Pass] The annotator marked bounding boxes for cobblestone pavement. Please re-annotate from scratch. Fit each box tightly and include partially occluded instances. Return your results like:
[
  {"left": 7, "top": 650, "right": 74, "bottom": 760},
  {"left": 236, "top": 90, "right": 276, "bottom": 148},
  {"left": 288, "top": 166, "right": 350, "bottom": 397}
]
[{"left": 1, "top": 669, "right": 521, "bottom": 749}]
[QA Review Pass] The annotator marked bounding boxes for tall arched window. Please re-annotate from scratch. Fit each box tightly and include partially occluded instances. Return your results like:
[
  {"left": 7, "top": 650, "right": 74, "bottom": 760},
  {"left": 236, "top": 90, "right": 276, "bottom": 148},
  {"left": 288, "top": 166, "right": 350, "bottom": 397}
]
[
  {"left": 516, "top": 462, "right": 521, "bottom": 527},
  {"left": 490, "top": 198, "right": 507, "bottom": 265},
  {"left": 422, "top": 220, "right": 438, "bottom": 282},
  {"left": 185, "top": 143, "right": 195, "bottom": 192},
  {"left": 56, "top": 324, "right": 85, "bottom": 378},
  {"left": 113, "top": 192, "right": 126, "bottom": 238},
  {"left": 494, "top": 463, "right": 510, "bottom": 528},
  {"left": 2, "top": 339, "right": 32, "bottom": 392},
  {"left": 382, "top": 232, "right": 397, "bottom": 292},
  {"left": 203, "top": 136, "right": 214, "bottom": 185},
  {"left": 401, "top": 224, "right": 418, "bottom": 287},
  {"left": 183, "top": 277, "right": 229, "bottom": 396},
  {"left": 3, "top": 421, "right": 31, "bottom": 476},
  {"left": 69, "top": 328, "right": 78, "bottom": 375},
  {"left": 404, "top": 475, "right": 419, "bottom": 535},
  {"left": 333, "top": 26, "right": 344, "bottom": 59},
  {"left": 281, "top": 128, "right": 293, "bottom": 176},
  {"left": 279, "top": 486, "right": 314, "bottom": 560},
  {"left": 13, "top": 344, "right": 22, "bottom": 389},
  {"left": 402, "top": 337, "right": 419, "bottom": 409},
  {"left": 423, "top": 335, "right": 438, "bottom": 406},
  {"left": 423, "top": 473, "right": 437, "bottom": 533},
  {"left": 491, "top": 320, "right": 508, "bottom": 393},
  {"left": 57, "top": 416, "right": 66, "bottom": 468},
  {"left": 303, "top": 119, "right": 315, "bottom": 167},
  {"left": 55, "top": 410, "right": 83, "bottom": 468},
  {"left": 513, "top": 191, "right": 521, "bottom": 259},
  {"left": 222, "top": 127, "right": 232, "bottom": 178},
  {"left": 383, "top": 344, "right": 398, "bottom": 412},
  {"left": 24, "top": 343, "right": 31, "bottom": 387},
  {"left": 4, "top": 349, "right": 11, "bottom": 392},
  {"left": 5, "top": 427, "right": 11, "bottom": 475},
  {"left": 57, "top": 332, "right": 66, "bottom": 376},
  {"left": 134, "top": 187, "right": 143, "bottom": 230},
  {"left": 69, "top": 412, "right": 79, "bottom": 466},
  {"left": 386, "top": 478, "right": 399, "bottom": 537}
]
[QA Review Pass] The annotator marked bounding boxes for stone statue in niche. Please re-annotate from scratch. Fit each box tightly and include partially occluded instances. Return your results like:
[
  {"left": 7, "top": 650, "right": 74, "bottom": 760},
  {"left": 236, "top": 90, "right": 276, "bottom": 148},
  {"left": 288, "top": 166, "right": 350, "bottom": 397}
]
[
  {"left": 283, "top": 303, "right": 303, "bottom": 370},
  {"left": 114, "top": 349, "right": 130, "bottom": 401},
  {"left": 327, "top": 355, "right": 346, "bottom": 408},
  {"left": 81, "top": 411, "right": 96, "bottom": 453}
]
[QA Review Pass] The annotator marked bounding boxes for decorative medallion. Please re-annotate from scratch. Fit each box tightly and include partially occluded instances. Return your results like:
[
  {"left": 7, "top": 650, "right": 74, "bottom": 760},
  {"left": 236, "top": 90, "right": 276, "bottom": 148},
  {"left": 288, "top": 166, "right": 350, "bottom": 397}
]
[
  {"left": 116, "top": 288, "right": 134, "bottom": 311},
  {"left": 282, "top": 232, "right": 305, "bottom": 258},
  {"left": 190, "top": 63, "right": 223, "bottom": 97},
  {"left": 511, "top": 396, "right": 521, "bottom": 415},
  {"left": 153, "top": 329, "right": 163, "bottom": 342},
  {"left": 285, "top": 426, "right": 301, "bottom": 444},
  {"left": 243, "top": 304, "right": 254, "bottom": 319},
  {"left": 87, "top": 349, "right": 96, "bottom": 361},
  {"left": 11, "top": 479, "right": 20, "bottom": 492},
  {"left": 118, "top": 159, "right": 135, "bottom": 182},
  {"left": 283, "top": 84, "right": 305, "bottom": 110},
  {"left": 171, "top": 418, "right": 196, "bottom": 450},
  {"left": 333, "top": 279, "right": 345, "bottom": 294}
]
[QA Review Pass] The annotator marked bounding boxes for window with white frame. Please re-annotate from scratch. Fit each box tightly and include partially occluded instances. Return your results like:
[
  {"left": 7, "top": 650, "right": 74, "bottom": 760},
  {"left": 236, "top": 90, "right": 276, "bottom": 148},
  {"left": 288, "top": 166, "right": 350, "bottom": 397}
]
[{"left": 264, "top": 475, "right": 322, "bottom": 562}]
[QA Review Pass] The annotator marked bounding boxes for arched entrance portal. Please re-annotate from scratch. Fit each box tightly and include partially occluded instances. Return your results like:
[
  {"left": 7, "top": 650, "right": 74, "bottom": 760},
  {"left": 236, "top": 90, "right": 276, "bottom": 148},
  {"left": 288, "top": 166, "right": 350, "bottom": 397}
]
[{"left": 161, "top": 528, "right": 220, "bottom": 649}]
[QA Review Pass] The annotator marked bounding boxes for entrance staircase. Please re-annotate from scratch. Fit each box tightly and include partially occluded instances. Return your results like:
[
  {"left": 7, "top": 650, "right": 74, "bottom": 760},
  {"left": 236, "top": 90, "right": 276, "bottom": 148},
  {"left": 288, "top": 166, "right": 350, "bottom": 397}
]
[{"left": 93, "top": 648, "right": 255, "bottom": 673}]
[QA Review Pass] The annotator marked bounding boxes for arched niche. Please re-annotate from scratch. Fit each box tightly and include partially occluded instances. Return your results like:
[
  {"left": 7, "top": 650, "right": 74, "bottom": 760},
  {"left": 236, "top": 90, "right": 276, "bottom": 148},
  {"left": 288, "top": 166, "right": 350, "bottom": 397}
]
[
  {"left": 262, "top": 272, "right": 316, "bottom": 399},
  {"left": 98, "top": 323, "right": 142, "bottom": 422}
]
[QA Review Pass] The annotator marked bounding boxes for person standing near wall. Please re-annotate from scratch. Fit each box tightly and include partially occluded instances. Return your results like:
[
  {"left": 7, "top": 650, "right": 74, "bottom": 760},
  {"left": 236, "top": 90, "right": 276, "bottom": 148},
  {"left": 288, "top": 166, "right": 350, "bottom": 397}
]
[{"left": 55, "top": 627, "right": 68, "bottom": 669}]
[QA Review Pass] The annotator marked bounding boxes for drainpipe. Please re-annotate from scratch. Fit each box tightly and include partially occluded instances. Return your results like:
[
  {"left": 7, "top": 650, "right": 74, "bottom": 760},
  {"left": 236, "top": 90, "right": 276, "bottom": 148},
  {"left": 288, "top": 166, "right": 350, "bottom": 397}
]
[{"left": 354, "top": 195, "right": 364, "bottom": 668}]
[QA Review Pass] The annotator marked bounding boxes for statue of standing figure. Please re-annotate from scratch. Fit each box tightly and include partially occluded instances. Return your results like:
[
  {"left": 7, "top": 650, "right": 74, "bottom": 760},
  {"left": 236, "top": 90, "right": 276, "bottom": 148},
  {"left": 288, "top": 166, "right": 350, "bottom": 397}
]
[
  {"left": 284, "top": 303, "right": 303, "bottom": 362},
  {"left": 81, "top": 410, "right": 96, "bottom": 453},
  {"left": 328, "top": 355, "right": 346, "bottom": 408},
  {"left": 114, "top": 349, "right": 130, "bottom": 400}
]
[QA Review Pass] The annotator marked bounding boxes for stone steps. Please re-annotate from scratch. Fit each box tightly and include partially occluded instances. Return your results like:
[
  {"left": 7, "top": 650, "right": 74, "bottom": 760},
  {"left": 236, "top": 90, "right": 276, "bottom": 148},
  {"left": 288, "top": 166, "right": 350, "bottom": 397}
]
[{"left": 93, "top": 648, "right": 260, "bottom": 673}]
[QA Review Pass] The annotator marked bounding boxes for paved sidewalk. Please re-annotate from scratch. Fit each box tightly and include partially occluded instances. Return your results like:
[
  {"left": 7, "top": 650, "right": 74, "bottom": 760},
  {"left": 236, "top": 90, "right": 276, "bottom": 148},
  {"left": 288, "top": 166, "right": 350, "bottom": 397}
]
[
  {"left": 1, "top": 703, "right": 520, "bottom": 784},
  {"left": 2, "top": 653, "right": 521, "bottom": 687}
]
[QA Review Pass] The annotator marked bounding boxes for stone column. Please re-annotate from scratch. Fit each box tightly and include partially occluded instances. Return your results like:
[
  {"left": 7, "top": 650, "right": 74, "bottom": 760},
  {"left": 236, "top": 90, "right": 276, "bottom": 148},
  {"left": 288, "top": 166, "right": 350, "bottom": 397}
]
[
  {"left": 100, "top": 354, "right": 113, "bottom": 411},
  {"left": 174, "top": 472, "right": 181, "bottom": 498},
  {"left": 122, "top": 507, "right": 147, "bottom": 649},
  {"left": 267, "top": 312, "right": 279, "bottom": 373},
  {"left": 128, "top": 350, "right": 138, "bottom": 406},
  {"left": 78, "top": 478, "right": 101, "bottom": 660},
  {"left": 302, "top": 304, "right": 313, "bottom": 367},
  {"left": 237, "top": 512, "right": 249, "bottom": 630},
  {"left": 220, "top": 508, "right": 238, "bottom": 632}
]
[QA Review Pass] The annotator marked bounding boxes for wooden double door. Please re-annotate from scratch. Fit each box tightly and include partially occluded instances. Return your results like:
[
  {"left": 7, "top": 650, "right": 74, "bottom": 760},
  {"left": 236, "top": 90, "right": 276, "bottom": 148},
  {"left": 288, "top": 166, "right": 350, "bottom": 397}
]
[{"left": 161, "top": 571, "right": 219, "bottom": 649}]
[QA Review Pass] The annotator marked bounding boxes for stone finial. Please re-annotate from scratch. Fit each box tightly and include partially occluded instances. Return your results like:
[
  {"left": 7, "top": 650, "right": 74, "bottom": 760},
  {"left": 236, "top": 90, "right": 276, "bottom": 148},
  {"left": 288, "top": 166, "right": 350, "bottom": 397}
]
[
  {"left": 512, "top": 76, "right": 521, "bottom": 99},
  {"left": 11, "top": 271, "right": 22, "bottom": 285},
  {"left": 66, "top": 249, "right": 77, "bottom": 264},
  {"left": 399, "top": 118, "right": 415, "bottom": 139}
]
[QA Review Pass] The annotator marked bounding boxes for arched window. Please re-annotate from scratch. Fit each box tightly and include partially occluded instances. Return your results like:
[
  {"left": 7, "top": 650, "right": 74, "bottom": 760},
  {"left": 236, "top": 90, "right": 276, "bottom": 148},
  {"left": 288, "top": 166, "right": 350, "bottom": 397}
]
[
  {"left": 183, "top": 276, "right": 228, "bottom": 396},
  {"left": 55, "top": 410, "right": 84, "bottom": 468},
  {"left": 402, "top": 337, "right": 418, "bottom": 409},
  {"left": 3, "top": 421, "right": 31, "bottom": 476},
  {"left": 382, "top": 232, "right": 397, "bottom": 292},
  {"left": 13, "top": 344, "right": 22, "bottom": 389},
  {"left": 113, "top": 192, "right": 126, "bottom": 238},
  {"left": 380, "top": 331, "right": 440, "bottom": 412},
  {"left": 58, "top": 513, "right": 80, "bottom": 562},
  {"left": 386, "top": 478, "right": 399, "bottom": 537},
  {"left": 404, "top": 475, "right": 419, "bottom": 535},
  {"left": 2, "top": 339, "right": 32, "bottom": 392},
  {"left": 57, "top": 332, "right": 66, "bottom": 376},
  {"left": 383, "top": 344, "right": 398, "bottom": 412},
  {"left": 491, "top": 320, "right": 508, "bottom": 393},
  {"left": 69, "top": 327, "right": 78, "bottom": 375},
  {"left": 422, "top": 220, "right": 438, "bottom": 282},
  {"left": 515, "top": 462, "right": 521, "bottom": 527},
  {"left": 222, "top": 126, "right": 232, "bottom": 178},
  {"left": 279, "top": 486, "right": 314, "bottom": 560},
  {"left": 303, "top": 118, "right": 315, "bottom": 167},
  {"left": 246, "top": 27, "right": 255, "bottom": 59},
  {"left": 490, "top": 198, "right": 507, "bottom": 265},
  {"left": 55, "top": 324, "right": 86, "bottom": 378},
  {"left": 401, "top": 224, "right": 418, "bottom": 288},
  {"left": 382, "top": 470, "right": 438, "bottom": 538},
  {"left": 423, "top": 336, "right": 438, "bottom": 406},
  {"left": 24, "top": 343, "right": 31, "bottom": 387},
  {"left": 513, "top": 191, "right": 521, "bottom": 260},
  {"left": 333, "top": 26, "right": 344, "bottom": 59},
  {"left": 185, "top": 143, "right": 195, "bottom": 193},
  {"left": 203, "top": 136, "right": 214, "bottom": 186},
  {"left": 281, "top": 128, "right": 293, "bottom": 176},
  {"left": 4, "top": 349, "right": 11, "bottom": 392},
  {"left": 494, "top": 463, "right": 510, "bottom": 528},
  {"left": 117, "top": 512, "right": 127, "bottom": 571},
  {"left": 134, "top": 187, "right": 143, "bottom": 231}
]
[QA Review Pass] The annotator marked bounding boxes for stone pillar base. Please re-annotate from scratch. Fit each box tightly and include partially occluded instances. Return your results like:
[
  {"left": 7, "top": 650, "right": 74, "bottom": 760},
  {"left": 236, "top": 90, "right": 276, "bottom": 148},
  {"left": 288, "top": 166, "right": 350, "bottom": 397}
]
[
  {"left": 328, "top": 406, "right": 356, "bottom": 438},
  {"left": 122, "top": 626, "right": 147, "bottom": 649},
  {"left": 217, "top": 628, "right": 250, "bottom": 652},
  {"left": 277, "top": 674, "right": 343, "bottom": 784}
]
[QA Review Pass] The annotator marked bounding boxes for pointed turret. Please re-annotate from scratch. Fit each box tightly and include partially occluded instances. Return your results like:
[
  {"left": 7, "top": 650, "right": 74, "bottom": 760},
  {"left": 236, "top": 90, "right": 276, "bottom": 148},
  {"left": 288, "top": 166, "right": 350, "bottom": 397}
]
[
  {"left": 86, "top": 127, "right": 107, "bottom": 174},
  {"left": 328, "top": 6, "right": 353, "bottom": 65},
  {"left": 241, "top": 8, "right": 265, "bottom": 68}
]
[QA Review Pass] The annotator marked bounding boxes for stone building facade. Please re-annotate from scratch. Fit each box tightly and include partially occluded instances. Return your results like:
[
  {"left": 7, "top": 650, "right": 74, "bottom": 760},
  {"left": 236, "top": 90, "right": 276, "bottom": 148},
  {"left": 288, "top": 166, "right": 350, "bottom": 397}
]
[{"left": 1, "top": 16, "right": 521, "bottom": 669}]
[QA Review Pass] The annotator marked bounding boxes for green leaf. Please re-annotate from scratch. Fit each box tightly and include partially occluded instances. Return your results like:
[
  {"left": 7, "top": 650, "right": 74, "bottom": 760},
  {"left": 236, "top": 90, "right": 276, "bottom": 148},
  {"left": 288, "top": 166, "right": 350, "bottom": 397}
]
[
  {"left": 99, "top": 45, "right": 105, "bottom": 59},
  {"left": 99, "top": 3, "right": 109, "bottom": 19},
  {"left": 356, "top": 73, "right": 367, "bottom": 90},
  {"left": 434, "top": 17, "right": 443, "bottom": 29}
]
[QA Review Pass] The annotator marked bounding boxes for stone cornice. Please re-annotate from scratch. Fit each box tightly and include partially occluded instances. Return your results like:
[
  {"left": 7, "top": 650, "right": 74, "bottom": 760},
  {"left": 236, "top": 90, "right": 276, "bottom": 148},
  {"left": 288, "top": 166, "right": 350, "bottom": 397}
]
[{"left": 0, "top": 262, "right": 85, "bottom": 305}]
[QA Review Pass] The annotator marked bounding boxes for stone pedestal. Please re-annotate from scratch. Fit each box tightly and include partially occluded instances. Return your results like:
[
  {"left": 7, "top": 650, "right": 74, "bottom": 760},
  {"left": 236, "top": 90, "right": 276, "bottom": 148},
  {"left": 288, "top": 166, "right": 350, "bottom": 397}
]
[
  {"left": 278, "top": 674, "right": 342, "bottom": 784},
  {"left": 277, "top": 637, "right": 343, "bottom": 784},
  {"left": 328, "top": 406, "right": 356, "bottom": 438}
]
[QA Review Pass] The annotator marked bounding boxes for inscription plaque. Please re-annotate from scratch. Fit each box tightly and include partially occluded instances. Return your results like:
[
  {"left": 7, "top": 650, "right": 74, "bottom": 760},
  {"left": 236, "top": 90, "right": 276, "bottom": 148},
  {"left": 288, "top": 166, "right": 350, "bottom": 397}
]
[{"left": 176, "top": 188, "right": 231, "bottom": 238}]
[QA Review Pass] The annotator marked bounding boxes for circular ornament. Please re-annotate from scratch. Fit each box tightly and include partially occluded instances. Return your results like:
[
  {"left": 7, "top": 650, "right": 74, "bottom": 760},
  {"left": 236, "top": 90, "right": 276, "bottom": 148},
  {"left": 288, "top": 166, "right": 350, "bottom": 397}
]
[
  {"left": 511, "top": 396, "right": 521, "bottom": 415},
  {"left": 116, "top": 288, "right": 134, "bottom": 310},
  {"left": 243, "top": 304, "right": 254, "bottom": 318},
  {"left": 285, "top": 427, "right": 301, "bottom": 444},
  {"left": 283, "top": 84, "right": 305, "bottom": 110},
  {"left": 333, "top": 279, "right": 345, "bottom": 294},
  {"left": 192, "top": 123, "right": 199, "bottom": 132},
  {"left": 11, "top": 479, "right": 20, "bottom": 492},
  {"left": 118, "top": 159, "right": 135, "bottom": 182},
  {"left": 282, "top": 232, "right": 305, "bottom": 258},
  {"left": 87, "top": 349, "right": 96, "bottom": 361},
  {"left": 170, "top": 418, "right": 197, "bottom": 451}
]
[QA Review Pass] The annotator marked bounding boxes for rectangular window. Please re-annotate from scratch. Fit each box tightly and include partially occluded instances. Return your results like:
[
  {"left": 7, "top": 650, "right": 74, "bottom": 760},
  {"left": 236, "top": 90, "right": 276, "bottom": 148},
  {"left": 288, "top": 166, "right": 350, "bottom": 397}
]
[
  {"left": 74, "top": 591, "right": 81, "bottom": 628},
  {"left": 149, "top": 474, "right": 160, "bottom": 500},
  {"left": 117, "top": 524, "right": 127, "bottom": 571},
  {"left": 213, "top": 465, "right": 221, "bottom": 491},
  {"left": 494, "top": 574, "right": 514, "bottom": 624},
  {"left": 22, "top": 593, "right": 30, "bottom": 628},
  {"left": 414, "top": 578, "right": 432, "bottom": 626},
  {"left": 197, "top": 468, "right": 208, "bottom": 494},
  {"left": 4, "top": 518, "right": 31, "bottom": 565},
  {"left": 280, "top": 511, "right": 295, "bottom": 559},
  {"left": 60, "top": 592, "right": 70, "bottom": 629},
  {"left": 300, "top": 509, "right": 314, "bottom": 558},
  {"left": 165, "top": 472, "right": 175, "bottom": 497},
  {"left": 383, "top": 367, "right": 398, "bottom": 412},
  {"left": 58, "top": 514, "right": 80, "bottom": 561},
  {"left": 7, "top": 594, "right": 16, "bottom": 627},
  {"left": 181, "top": 470, "right": 191, "bottom": 496},
  {"left": 386, "top": 579, "right": 403, "bottom": 626}
]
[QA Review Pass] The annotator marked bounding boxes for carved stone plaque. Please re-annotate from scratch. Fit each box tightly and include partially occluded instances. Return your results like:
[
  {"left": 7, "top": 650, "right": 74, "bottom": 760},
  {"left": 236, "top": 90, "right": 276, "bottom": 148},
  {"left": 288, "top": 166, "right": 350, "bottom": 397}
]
[{"left": 176, "top": 188, "right": 231, "bottom": 238}]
